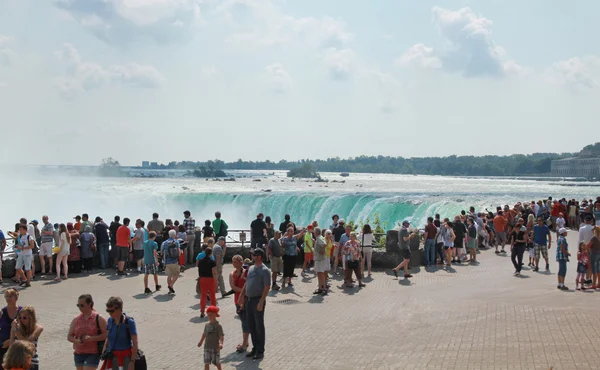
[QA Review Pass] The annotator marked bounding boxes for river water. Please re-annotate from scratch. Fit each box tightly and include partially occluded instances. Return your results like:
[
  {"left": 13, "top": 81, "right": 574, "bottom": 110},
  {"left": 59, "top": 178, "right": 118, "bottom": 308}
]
[{"left": 3, "top": 170, "right": 599, "bottom": 233}]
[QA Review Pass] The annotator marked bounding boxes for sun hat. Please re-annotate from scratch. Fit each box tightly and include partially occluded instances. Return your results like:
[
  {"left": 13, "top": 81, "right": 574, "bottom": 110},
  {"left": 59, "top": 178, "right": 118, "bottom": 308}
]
[{"left": 206, "top": 306, "right": 220, "bottom": 317}]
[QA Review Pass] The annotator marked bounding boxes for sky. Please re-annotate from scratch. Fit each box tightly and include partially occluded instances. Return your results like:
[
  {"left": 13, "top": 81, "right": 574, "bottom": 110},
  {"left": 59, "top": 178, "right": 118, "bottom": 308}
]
[{"left": 0, "top": 0, "right": 599, "bottom": 166}]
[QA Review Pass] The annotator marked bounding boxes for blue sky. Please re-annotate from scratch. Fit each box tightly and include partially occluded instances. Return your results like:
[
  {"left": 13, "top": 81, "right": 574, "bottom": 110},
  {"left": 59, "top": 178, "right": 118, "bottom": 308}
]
[{"left": 0, "top": 0, "right": 598, "bottom": 166}]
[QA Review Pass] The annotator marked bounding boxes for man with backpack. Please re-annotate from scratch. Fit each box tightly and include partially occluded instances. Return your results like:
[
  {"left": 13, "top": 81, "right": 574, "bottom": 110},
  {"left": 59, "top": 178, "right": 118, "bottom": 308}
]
[
  {"left": 212, "top": 212, "right": 229, "bottom": 239},
  {"left": 161, "top": 229, "right": 182, "bottom": 295}
]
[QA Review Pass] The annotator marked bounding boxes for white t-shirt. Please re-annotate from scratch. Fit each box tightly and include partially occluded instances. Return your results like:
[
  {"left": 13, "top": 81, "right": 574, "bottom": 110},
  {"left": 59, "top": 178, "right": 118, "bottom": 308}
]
[
  {"left": 20, "top": 234, "right": 33, "bottom": 256},
  {"left": 556, "top": 217, "right": 566, "bottom": 229},
  {"left": 358, "top": 233, "right": 375, "bottom": 247},
  {"left": 579, "top": 224, "right": 594, "bottom": 245},
  {"left": 27, "top": 224, "right": 35, "bottom": 239}
]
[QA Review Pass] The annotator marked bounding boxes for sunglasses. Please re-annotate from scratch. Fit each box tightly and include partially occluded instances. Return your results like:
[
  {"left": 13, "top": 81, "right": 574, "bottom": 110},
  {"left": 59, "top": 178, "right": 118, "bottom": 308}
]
[
  {"left": 106, "top": 308, "right": 118, "bottom": 313},
  {"left": 76, "top": 304, "right": 86, "bottom": 308}
]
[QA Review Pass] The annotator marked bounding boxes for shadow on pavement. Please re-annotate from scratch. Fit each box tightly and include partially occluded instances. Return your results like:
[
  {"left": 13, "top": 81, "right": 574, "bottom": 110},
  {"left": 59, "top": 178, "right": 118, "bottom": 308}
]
[
  {"left": 153, "top": 294, "right": 174, "bottom": 302},
  {"left": 221, "top": 352, "right": 264, "bottom": 369},
  {"left": 189, "top": 315, "right": 207, "bottom": 324},
  {"left": 132, "top": 293, "right": 152, "bottom": 300}
]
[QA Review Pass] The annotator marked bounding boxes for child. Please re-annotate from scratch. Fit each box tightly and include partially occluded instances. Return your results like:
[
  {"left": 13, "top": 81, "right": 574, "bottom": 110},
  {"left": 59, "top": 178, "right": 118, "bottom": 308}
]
[
  {"left": 576, "top": 242, "right": 589, "bottom": 291},
  {"left": 556, "top": 228, "right": 570, "bottom": 290},
  {"left": 197, "top": 306, "right": 224, "bottom": 370},
  {"left": 143, "top": 231, "right": 161, "bottom": 294},
  {"left": 556, "top": 213, "right": 566, "bottom": 238}
]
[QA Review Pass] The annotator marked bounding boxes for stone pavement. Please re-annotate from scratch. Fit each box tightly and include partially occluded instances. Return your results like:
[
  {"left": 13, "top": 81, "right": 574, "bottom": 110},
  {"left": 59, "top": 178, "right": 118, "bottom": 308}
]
[{"left": 7, "top": 233, "right": 600, "bottom": 370}]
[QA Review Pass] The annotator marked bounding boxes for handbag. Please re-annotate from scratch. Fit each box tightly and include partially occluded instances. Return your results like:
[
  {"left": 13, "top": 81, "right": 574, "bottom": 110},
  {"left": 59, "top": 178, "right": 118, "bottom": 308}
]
[
  {"left": 95, "top": 314, "right": 105, "bottom": 355},
  {"left": 124, "top": 316, "right": 147, "bottom": 370},
  {"left": 347, "top": 260, "right": 359, "bottom": 269}
]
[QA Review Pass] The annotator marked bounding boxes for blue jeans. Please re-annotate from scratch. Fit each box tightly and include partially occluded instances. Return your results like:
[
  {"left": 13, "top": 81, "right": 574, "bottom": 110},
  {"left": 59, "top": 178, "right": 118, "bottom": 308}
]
[
  {"left": 97, "top": 242, "right": 110, "bottom": 269},
  {"left": 246, "top": 297, "right": 266, "bottom": 354},
  {"left": 424, "top": 239, "right": 435, "bottom": 266}
]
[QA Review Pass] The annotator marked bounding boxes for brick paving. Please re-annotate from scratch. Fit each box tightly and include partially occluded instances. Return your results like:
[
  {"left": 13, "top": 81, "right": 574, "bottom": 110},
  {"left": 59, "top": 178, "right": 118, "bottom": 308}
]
[{"left": 6, "top": 234, "right": 600, "bottom": 370}]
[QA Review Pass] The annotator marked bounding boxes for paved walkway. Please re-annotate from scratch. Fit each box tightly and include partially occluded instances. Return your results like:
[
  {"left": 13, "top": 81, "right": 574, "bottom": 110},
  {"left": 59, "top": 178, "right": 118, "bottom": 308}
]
[{"left": 7, "top": 234, "right": 600, "bottom": 370}]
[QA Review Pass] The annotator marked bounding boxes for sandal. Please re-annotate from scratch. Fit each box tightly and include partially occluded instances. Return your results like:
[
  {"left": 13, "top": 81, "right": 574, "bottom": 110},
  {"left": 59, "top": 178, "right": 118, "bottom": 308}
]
[
  {"left": 392, "top": 269, "right": 398, "bottom": 278},
  {"left": 236, "top": 344, "right": 248, "bottom": 353}
]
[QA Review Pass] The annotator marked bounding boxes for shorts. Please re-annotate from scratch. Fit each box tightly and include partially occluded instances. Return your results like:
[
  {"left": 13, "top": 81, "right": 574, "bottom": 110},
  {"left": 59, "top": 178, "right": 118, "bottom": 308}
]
[
  {"left": 117, "top": 247, "right": 130, "bottom": 262},
  {"left": 133, "top": 250, "right": 144, "bottom": 261},
  {"left": 454, "top": 238, "right": 464, "bottom": 249},
  {"left": 314, "top": 259, "right": 330, "bottom": 273},
  {"left": 39, "top": 242, "right": 53, "bottom": 257},
  {"left": 204, "top": 348, "right": 220, "bottom": 366},
  {"left": 534, "top": 243, "right": 548, "bottom": 260},
  {"left": 144, "top": 264, "right": 157, "bottom": 275},
  {"left": 401, "top": 249, "right": 412, "bottom": 259},
  {"left": 74, "top": 353, "right": 100, "bottom": 367},
  {"left": 443, "top": 245, "right": 453, "bottom": 250},
  {"left": 165, "top": 263, "right": 180, "bottom": 277},
  {"left": 467, "top": 239, "right": 477, "bottom": 250},
  {"left": 236, "top": 304, "right": 249, "bottom": 333},
  {"left": 591, "top": 253, "right": 600, "bottom": 274},
  {"left": 558, "top": 259, "right": 567, "bottom": 277},
  {"left": 16, "top": 254, "right": 32, "bottom": 271},
  {"left": 495, "top": 232, "right": 506, "bottom": 245},
  {"left": 577, "top": 262, "right": 587, "bottom": 274},
  {"left": 304, "top": 252, "right": 314, "bottom": 262},
  {"left": 270, "top": 256, "right": 283, "bottom": 273}
]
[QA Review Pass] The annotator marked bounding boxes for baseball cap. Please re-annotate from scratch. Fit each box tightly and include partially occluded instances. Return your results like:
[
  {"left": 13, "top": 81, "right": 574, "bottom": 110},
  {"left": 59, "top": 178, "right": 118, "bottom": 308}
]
[
  {"left": 206, "top": 306, "right": 220, "bottom": 317},
  {"left": 558, "top": 228, "right": 567, "bottom": 234},
  {"left": 307, "top": 225, "right": 314, "bottom": 230},
  {"left": 31, "top": 220, "right": 38, "bottom": 224},
  {"left": 253, "top": 248, "right": 265, "bottom": 258},
  {"left": 339, "top": 219, "right": 345, "bottom": 224},
  {"left": 402, "top": 220, "right": 410, "bottom": 225}
]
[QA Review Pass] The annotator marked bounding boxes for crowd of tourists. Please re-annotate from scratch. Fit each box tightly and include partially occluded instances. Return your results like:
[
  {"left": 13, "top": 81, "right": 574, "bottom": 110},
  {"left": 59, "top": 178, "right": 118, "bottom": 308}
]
[{"left": 0, "top": 196, "right": 599, "bottom": 369}]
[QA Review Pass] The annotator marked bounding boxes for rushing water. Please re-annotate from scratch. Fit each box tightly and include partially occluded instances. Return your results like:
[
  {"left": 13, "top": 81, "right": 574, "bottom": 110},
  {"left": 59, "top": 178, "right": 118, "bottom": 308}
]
[{"left": 2, "top": 170, "right": 600, "bottom": 232}]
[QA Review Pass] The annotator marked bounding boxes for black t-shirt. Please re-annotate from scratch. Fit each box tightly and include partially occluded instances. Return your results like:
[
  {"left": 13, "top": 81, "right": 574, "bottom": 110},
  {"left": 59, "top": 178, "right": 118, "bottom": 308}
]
[
  {"left": 333, "top": 225, "right": 345, "bottom": 242},
  {"left": 279, "top": 221, "right": 291, "bottom": 233},
  {"left": 95, "top": 222, "right": 110, "bottom": 243},
  {"left": 109, "top": 222, "right": 121, "bottom": 239},
  {"left": 197, "top": 257, "right": 216, "bottom": 278},
  {"left": 468, "top": 225, "right": 477, "bottom": 239},
  {"left": 433, "top": 219, "right": 441, "bottom": 228},
  {"left": 453, "top": 222, "right": 466, "bottom": 239},
  {"left": 202, "top": 226, "right": 214, "bottom": 238},
  {"left": 250, "top": 219, "right": 266, "bottom": 238}
]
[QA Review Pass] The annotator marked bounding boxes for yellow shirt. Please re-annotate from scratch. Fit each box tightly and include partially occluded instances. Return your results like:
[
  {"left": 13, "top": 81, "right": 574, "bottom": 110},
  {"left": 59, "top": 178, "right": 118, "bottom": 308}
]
[{"left": 303, "top": 233, "right": 314, "bottom": 253}]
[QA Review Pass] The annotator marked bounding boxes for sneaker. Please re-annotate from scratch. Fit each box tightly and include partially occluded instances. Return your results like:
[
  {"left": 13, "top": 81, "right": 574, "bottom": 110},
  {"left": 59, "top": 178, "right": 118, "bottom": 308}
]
[
  {"left": 545, "top": 264, "right": 549, "bottom": 271},
  {"left": 585, "top": 279, "right": 592, "bottom": 285},
  {"left": 515, "top": 272, "right": 520, "bottom": 277},
  {"left": 246, "top": 350, "right": 256, "bottom": 358},
  {"left": 358, "top": 282, "right": 366, "bottom": 287},
  {"left": 557, "top": 285, "right": 561, "bottom": 289},
  {"left": 560, "top": 285, "right": 569, "bottom": 291},
  {"left": 392, "top": 269, "right": 398, "bottom": 278},
  {"left": 404, "top": 274, "right": 413, "bottom": 278},
  {"left": 495, "top": 251, "right": 500, "bottom": 254},
  {"left": 144, "top": 288, "right": 152, "bottom": 295},
  {"left": 155, "top": 285, "right": 161, "bottom": 291},
  {"left": 20, "top": 282, "right": 31, "bottom": 287},
  {"left": 253, "top": 353, "right": 264, "bottom": 360},
  {"left": 168, "top": 286, "right": 174, "bottom": 294},
  {"left": 533, "top": 267, "right": 539, "bottom": 272},
  {"left": 271, "top": 284, "right": 280, "bottom": 291},
  {"left": 200, "top": 312, "right": 205, "bottom": 318}
]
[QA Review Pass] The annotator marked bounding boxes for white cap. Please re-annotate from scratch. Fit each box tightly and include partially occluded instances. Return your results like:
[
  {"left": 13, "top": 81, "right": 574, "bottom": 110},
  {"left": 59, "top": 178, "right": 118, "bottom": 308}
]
[{"left": 558, "top": 228, "right": 567, "bottom": 234}]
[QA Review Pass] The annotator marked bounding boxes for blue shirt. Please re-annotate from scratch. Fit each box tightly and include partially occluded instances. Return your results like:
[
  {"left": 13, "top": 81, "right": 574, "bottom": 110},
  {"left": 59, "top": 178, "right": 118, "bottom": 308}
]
[
  {"left": 161, "top": 238, "right": 181, "bottom": 264},
  {"left": 196, "top": 252, "right": 215, "bottom": 261},
  {"left": 0, "top": 230, "right": 4, "bottom": 242},
  {"left": 281, "top": 237, "right": 297, "bottom": 256},
  {"left": 143, "top": 240, "right": 158, "bottom": 265},
  {"left": 339, "top": 233, "right": 351, "bottom": 248},
  {"left": 106, "top": 315, "right": 137, "bottom": 351},
  {"left": 533, "top": 224, "right": 550, "bottom": 246}
]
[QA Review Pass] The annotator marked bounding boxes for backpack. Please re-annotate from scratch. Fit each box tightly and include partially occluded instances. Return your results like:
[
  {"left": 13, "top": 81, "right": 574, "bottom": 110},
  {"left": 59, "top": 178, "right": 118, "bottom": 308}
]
[
  {"left": 108, "top": 315, "right": 147, "bottom": 370},
  {"left": 166, "top": 239, "right": 180, "bottom": 259}
]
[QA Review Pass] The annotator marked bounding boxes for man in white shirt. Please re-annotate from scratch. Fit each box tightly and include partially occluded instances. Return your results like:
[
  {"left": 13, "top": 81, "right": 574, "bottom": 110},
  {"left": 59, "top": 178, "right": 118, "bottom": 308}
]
[{"left": 578, "top": 216, "right": 595, "bottom": 284}]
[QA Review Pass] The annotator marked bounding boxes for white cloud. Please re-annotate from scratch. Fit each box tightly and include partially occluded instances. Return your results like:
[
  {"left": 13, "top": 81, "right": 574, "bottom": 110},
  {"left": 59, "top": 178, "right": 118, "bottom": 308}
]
[
  {"left": 398, "top": 7, "right": 520, "bottom": 78},
  {"left": 55, "top": 43, "right": 164, "bottom": 99},
  {"left": 323, "top": 48, "right": 354, "bottom": 81},
  {"left": 265, "top": 63, "right": 292, "bottom": 93},
  {"left": 397, "top": 43, "right": 442, "bottom": 69},
  {"left": 0, "top": 35, "right": 16, "bottom": 66},
  {"left": 54, "top": 0, "right": 201, "bottom": 45},
  {"left": 546, "top": 56, "right": 600, "bottom": 90}
]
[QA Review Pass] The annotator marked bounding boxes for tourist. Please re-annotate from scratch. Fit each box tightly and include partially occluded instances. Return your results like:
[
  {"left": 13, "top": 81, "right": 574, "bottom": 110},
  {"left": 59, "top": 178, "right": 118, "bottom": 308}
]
[
  {"left": 142, "top": 231, "right": 161, "bottom": 294},
  {"left": 177, "top": 224, "right": 188, "bottom": 269},
  {"left": 131, "top": 219, "right": 145, "bottom": 273},
  {"left": 576, "top": 242, "right": 589, "bottom": 291},
  {"left": 587, "top": 227, "right": 600, "bottom": 289},
  {"left": 281, "top": 227, "right": 303, "bottom": 288},
  {"left": 55, "top": 223, "right": 71, "bottom": 282},
  {"left": 250, "top": 213, "right": 267, "bottom": 251},
  {"left": 556, "top": 213, "right": 566, "bottom": 238},
  {"left": 569, "top": 201, "right": 578, "bottom": 230},
  {"left": 238, "top": 248, "right": 271, "bottom": 360},
  {"left": 94, "top": 217, "right": 110, "bottom": 270},
  {"left": 202, "top": 220, "right": 215, "bottom": 244},
  {"left": 358, "top": 224, "right": 374, "bottom": 276},
  {"left": 212, "top": 237, "right": 227, "bottom": 297},
  {"left": 197, "top": 247, "right": 218, "bottom": 318},
  {"left": 15, "top": 225, "right": 34, "bottom": 288},
  {"left": 324, "top": 230, "right": 334, "bottom": 281},
  {"left": 264, "top": 216, "right": 275, "bottom": 244},
  {"left": 266, "top": 231, "right": 282, "bottom": 291},
  {"left": 2, "top": 340, "right": 35, "bottom": 370},
  {"left": 442, "top": 220, "right": 456, "bottom": 267},
  {"left": 102, "top": 297, "right": 138, "bottom": 370},
  {"left": 452, "top": 216, "right": 467, "bottom": 263},
  {"left": 39, "top": 215, "right": 54, "bottom": 276},
  {"left": 229, "top": 255, "right": 249, "bottom": 353},
  {"left": 526, "top": 214, "right": 535, "bottom": 267},
  {"left": 68, "top": 294, "right": 107, "bottom": 370},
  {"left": 423, "top": 217, "right": 437, "bottom": 267},
  {"left": 79, "top": 226, "right": 96, "bottom": 274},
  {"left": 109, "top": 216, "right": 121, "bottom": 269},
  {"left": 301, "top": 225, "right": 315, "bottom": 275},
  {"left": 278, "top": 214, "right": 292, "bottom": 233},
  {"left": 0, "top": 289, "right": 21, "bottom": 369},
  {"left": 342, "top": 232, "right": 364, "bottom": 287},
  {"left": 510, "top": 220, "right": 527, "bottom": 276},
  {"left": 435, "top": 220, "right": 446, "bottom": 266},
  {"left": 29, "top": 220, "right": 40, "bottom": 249},
  {"left": 212, "top": 212, "right": 229, "bottom": 239},
  {"left": 392, "top": 221, "right": 416, "bottom": 278},
  {"left": 197, "top": 306, "right": 224, "bottom": 370},
  {"left": 67, "top": 223, "right": 81, "bottom": 274},
  {"left": 115, "top": 218, "right": 132, "bottom": 276},
  {"left": 556, "top": 228, "right": 570, "bottom": 290},
  {"left": 338, "top": 224, "right": 352, "bottom": 272},
  {"left": 313, "top": 228, "right": 329, "bottom": 294},
  {"left": 183, "top": 210, "right": 197, "bottom": 264},
  {"left": 147, "top": 213, "right": 165, "bottom": 248},
  {"left": 533, "top": 217, "right": 552, "bottom": 272},
  {"left": 329, "top": 215, "right": 339, "bottom": 231},
  {"left": 10, "top": 306, "right": 42, "bottom": 370},
  {"left": 493, "top": 210, "right": 508, "bottom": 254},
  {"left": 80, "top": 214, "right": 93, "bottom": 234},
  {"left": 578, "top": 216, "right": 595, "bottom": 246},
  {"left": 162, "top": 229, "right": 182, "bottom": 295},
  {"left": 0, "top": 228, "right": 5, "bottom": 284},
  {"left": 595, "top": 202, "right": 600, "bottom": 226},
  {"left": 466, "top": 217, "right": 478, "bottom": 263}
]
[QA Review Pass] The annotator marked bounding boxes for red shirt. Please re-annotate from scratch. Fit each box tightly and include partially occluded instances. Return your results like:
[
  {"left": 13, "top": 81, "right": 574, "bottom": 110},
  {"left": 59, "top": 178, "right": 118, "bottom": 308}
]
[
  {"left": 233, "top": 269, "right": 247, "bottom": 305},
  {"left": 73, "top": 311, "right": 100, "bottom": 354},
  {"left": 424, "top": 223, "right": 437, "bottom": 240},
  {"left": 551, "top": 203, "right": 561, "bottom": 217},
  {"left": 116, "top": 225, "right": 130, "bottom": 247}
]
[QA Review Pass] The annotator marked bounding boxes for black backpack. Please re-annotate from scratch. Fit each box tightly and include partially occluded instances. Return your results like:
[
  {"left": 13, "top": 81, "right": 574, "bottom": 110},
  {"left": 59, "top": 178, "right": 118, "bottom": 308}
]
[{"left": 166, "top": 240, "right": 180, "bottom": 259}]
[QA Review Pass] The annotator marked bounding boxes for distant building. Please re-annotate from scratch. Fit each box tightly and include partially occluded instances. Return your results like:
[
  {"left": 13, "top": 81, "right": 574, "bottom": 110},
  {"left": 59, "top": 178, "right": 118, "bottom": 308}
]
[
  {"left": 551, "top": 150, "right": 600, "bottom": 178},
  {"left": 142, "top": 161, "right": 150, "bottom": 168},
  {"left": 150, "top": 162, "right": 158, "bottom": 168}
]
